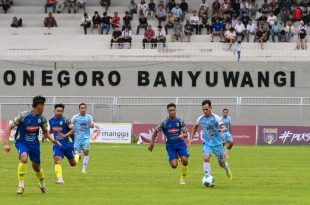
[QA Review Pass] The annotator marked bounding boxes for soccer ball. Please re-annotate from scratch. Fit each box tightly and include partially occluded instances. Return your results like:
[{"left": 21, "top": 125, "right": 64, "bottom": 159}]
[{"left": 202, "top": 175, "right": 215, "bottom": 187}]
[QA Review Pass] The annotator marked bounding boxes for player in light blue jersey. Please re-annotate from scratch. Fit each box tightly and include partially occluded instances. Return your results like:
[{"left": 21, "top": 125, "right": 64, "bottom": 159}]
[
  {"left": 71, "top": 103, "right": 94, "bottom": 173},
  {"left": 220, "top": 108, "right": 234, "bottom": 158},
  {"left": 189, "top": 100, "right": 232, "bottom": 180}
]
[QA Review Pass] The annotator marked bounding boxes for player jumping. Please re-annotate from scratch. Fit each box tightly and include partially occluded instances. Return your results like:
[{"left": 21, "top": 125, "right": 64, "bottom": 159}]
[{"left": 220, "top": 108, "right": 234, "bottom": 158}]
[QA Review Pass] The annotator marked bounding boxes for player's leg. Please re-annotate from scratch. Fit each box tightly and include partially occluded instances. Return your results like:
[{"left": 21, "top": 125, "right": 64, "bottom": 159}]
[
  {"left": 81, "top": 140, "right": 90, "bottom": 173},
  {"left": 224, "top": 133, "right": 234, "bottom": 158},
  {"left": 166, "top": 143, "right": 178, "bottom": 169},
  {"left": 214, "top": 144, "right": 232, "bottom": 180},
  {"left": 203, "top": 143, "right": 213, "bottom": 177},
  {"left": 74, "top": 138, "right": 82, "bottom": 163},
  {"left": 15, "top": 143, "right": 29, "bottom": 194},
  {"left": 53, "top": 145, "right": 64, "bottom": 184},
  {"left": 65, "top": 146, "right": 76, "bottom": 167},
  {"left": 177, "top": 141, "right": 190, "bottom": 184}
]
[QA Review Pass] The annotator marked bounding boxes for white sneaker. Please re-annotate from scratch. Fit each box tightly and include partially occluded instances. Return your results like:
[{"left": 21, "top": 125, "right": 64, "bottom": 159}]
[
  {"left": 56, "top": 178, "right": 64, "bottom": 184},
  {"left": 179, "top": 179, "right": 186, "bottom": 185},
  {"left": 82, "top": 169, "right": 87, "bottom": 174}
]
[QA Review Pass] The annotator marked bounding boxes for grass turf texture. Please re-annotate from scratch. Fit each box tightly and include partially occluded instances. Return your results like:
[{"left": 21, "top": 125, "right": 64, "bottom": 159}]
[{"left": 0, "top": 143, "right": 309, "bottom": 205}]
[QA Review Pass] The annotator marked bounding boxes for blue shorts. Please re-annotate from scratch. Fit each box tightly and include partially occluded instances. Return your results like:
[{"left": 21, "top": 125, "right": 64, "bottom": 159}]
[
  {"left": 74, "top": 138, "right": 90, "bottom": 153},
  {"left": 53, "top": 144, "right": 75, "bottom": 160},
  {"left": 166, "top": 140, "right": 190, "bottom": 162},
  {"left": 15, "top": 142, "right": 40, "bottom": 164},
  {"left": 222, "top": 132, "right": 233, "bottom": 143},
  {"left": 203, "top": 143, "right": 225, "bottom": 162}
]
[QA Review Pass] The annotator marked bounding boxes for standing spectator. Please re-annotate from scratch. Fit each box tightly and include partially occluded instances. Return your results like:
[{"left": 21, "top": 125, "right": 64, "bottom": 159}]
[
  {"left": 212, "top": 0, "right": 221, "bottom": 13},
  {"left": 171, "top": 20, "right": 183, "bottom": 42},
  {"left": 91, "top": 11, "right": 101, "bottom": 34},
  {"left": 110, "top": 26, "right": 123, "bottom": 48},
  {"left": 267, "top": 12, "right": 278, "bottom": 27},
  {"left": 255, "top": 26, "right": 268, "bottom": 49},
  {"left": 297, "top": 28, "right": 307, "bottom": 50},
  {"left": 122, "top": 27, "right": 132, "bottom": 48},
  {"left": 224, "top": 27, "right": 236, "bottom": 49},
  {"left": 293, "top": 6, "right": 303, "bottom": 22},
  {"left": 143, "top": 25, "right": 156, "bottom": 49},
  {"left": 45, "top": 0, "right": 58, "bottom": 14},
  {"left": 11, "top": 17, "right": 22, "bottom": 28},
  {"left": 128, "top": 0, "right": 138, "bottom": 19},
  {"left": 100, "top": 0, "right": 110, "bottom": 13},
  {"left": 100, "top": 12, "right": 111, "bottom": 34},
  {"left": 271, "top": 20, "right": 282, "bottom": 42},
  {"left": 199, "top": 11, "right": 210, "bottom": 34},
  {"left": 122, "top": 11, "right": 132, "bottom": 31},
  {"left": 190, "top": 10, "right": 199, "bottom": 35},
  {"left": 261, "top": 0, "right": 269, "bottom": 15},
  {"left": 148, "top": 0, "right": 156, "bottom": 18},
  {"left": 155, "top": 25, "right": 166, "bottom": 47},
  {"left": 211, "top": 18, "right": 223, "bottom": 42},
  {"left": 136, "top": 13, "right": 148, "bottom": 34},
  {"left": 234, "top": 19, "right": 246, "bottom": 41},
  {"left": 164, "top": 12, "right": 175, "bottom": 34},
  {"left": 77, "top": 0, "right": 86, "bottom": 14},
  {"left": 180, "top": 0, "right": 188, "bottom": 14},
  {"left": 138, "top": 0, "right": 148, "bottom": 16},
  {"left": 184, "top": 19, "right": 194, "bottom": 42},
  {"left": 44, "top": 12, "right": 58, "bottom": 27},
  {"left": 284, "top": 21, "right": 295, "bottom": 42},
  {"left": 171, "top": 3, "right": 182, "bottom": 20},
  {"left": 235, "top": 41, "right": 241, "bottom": 61},
  {"left": 245, "top": 19, "right": 257, "bottom": 42},
  {"left": 155, "top": 5, "right": 166, "bottom": 26},
  {"left": 111, "top": 12, "right": 120, "bottom": 29},
  {"left": 81, "top": 12, "right": 91, "bottom": 34}
]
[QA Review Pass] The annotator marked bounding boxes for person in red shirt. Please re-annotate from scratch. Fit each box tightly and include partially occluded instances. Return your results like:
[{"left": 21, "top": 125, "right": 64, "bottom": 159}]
[
  {"left": 143, "top": 25, "right": 156, "bottom": 49},
  {"left": 111, "top": 11, "right": 120, "bottom": 29},
  {"left": 293, "top": 7, "right": 303, "bottom": 21},
  {"left": 44, "top": 12, "right": 58, "bottom": 28},
  {"left": 45, "top": 0, "right": 58, "bottom": 14}
]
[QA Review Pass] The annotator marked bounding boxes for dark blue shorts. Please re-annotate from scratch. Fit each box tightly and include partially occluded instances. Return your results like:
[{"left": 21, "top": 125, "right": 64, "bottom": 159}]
[
  {"left": 53, "top": 144, "right": 75, "bottom": 160},
  {"left": 166, "top": 140, "right": 190, "bottom": 162},
  {"left": 15, "top": 142, "right": 41, "bottom": 164}
]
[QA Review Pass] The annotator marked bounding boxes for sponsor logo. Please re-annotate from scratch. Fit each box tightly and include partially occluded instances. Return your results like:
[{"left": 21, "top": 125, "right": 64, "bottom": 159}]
[
  {"left": 168, "top": 128, "right": 179, "bottom": 134},
  {"left": 263, "top": 128, "right": 278, "bottom": 144},
  {"left": 52, "top": 127, "right": 63, "bottom": 132},
  {"left": 26, "top": 126, "right": 39, "bottom": 132},
  {"left": 279, "top": 131, "right": 310, "bottom": 144}
]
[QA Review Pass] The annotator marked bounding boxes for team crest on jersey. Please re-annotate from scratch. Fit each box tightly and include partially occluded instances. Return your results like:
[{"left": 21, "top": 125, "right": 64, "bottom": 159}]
[
  {"left": 60, "top": 121, "right": 63, "bottom": 126},
  {"left": 263, "top": 128, "right": 278, "bottom": 144},
  {"left": 38, "top": 118, "right": 42, "bottom": 124},
  {"left": 210, "top": 120, "right": 215, "bottom": 124},
  {"left": 176, "top": 123, "right": 179, "bottom": 127}
]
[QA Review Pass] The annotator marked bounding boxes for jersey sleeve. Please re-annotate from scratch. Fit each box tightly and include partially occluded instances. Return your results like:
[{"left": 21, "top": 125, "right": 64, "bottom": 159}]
[
  {"left": 65, "top": 117, "right": 74, "bottom": 129},
  {"left": 88, "top": 115, "right": 94, "bottom": 125},
  {"left": 196, "top": 115, "right": 203, "bottom": 125},
  {"left": 71, "top": 114, "right": 77, "bottom": 124},
  {"left": 180, "top": 120, "right": 188, "bottom": 133},
  {"left": 40, "top": 117, "right": 48, "bottom": 132},
  {"left": 155, "top": 120, "right": 166, "bottom": 132},
  {"left": 214, "top": 114, "right": 224, "bottom": 129},
  {"left": 12, "top": 111, "right": 27, "bottom": 126}
]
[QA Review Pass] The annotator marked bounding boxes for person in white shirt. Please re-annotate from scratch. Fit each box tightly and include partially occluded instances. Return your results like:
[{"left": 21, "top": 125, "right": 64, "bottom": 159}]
[
  {"left": 235, "top": 41, "right": 242, "bottom": 61},
  {"left": 224, "top": 27, "right": 236, "bottom": 49},
  {"left": 285, "top": 21, "right": 295, "bottom": 42},
  {"left": 81, "top": 12, "right": 91, "bottom": 35},
  {"left": 267, "top": 12, "right": 278, "bottom": 27},
  {"left": 138, "top": 0, "right": 149, "bottom": 17},
  {"left": 190, "top": 10, "right": 200, "bottom": 34},
  {"left": 200, "top": 0, "right": 209, "bottom": 12},
  {"left": 77, "top": 0, "right": 87, "bottom": 14},
  {"left": 245, "top": 19, "right": 257, "bottom": 42},
  {"left": 155, "top": 25, "right": 166, "bottom": 47},
  {"left": 234, "top": 19, "right": 245, "bottom": 41},
  {"left": 122, "top": 26, "right": 132, "bottom": 48}
]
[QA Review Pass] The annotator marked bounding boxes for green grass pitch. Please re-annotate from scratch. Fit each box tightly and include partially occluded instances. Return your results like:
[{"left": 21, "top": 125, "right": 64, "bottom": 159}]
[{"left": 0, "top": 143, "right": 309, "bottom": 205}]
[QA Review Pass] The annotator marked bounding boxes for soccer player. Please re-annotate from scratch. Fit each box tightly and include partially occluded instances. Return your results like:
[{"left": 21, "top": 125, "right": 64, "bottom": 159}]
[
  {"left": 220, "top": 108, "right": 234, "bottom": 158},
  {"left": 72, "top": 103, "right": 94, "bottom": 173},
  {"left": 148, "top": 103, "right": 190, "bottom": 185},
  {"left": 49, "top": 104, "right": 76, "bottom": 184},
  {"left": 2, "top": 95, "right": 61, "bottom": 195},
  {"left": 189, "top": 100, "right": 232, "bottom": 180}
]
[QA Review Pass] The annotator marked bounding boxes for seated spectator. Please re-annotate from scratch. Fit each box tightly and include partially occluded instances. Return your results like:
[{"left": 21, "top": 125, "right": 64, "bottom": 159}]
[
  {"left": 100, "top": 12, "right": 111, "bottom": 34},
  {"left": 136, "top": 13, "right": 148, "bottom": 34},
  {"left": 245, "top": 19, "right": 257, "bottom": 42},
  {"left": 239, "top": 0, "right": 249, "bottom": 16},
  {"left": 211, "top": 18, "right": 223, "bottom": 42},
  {"left": 221, "top": 0, "right": 231, "bottom": 15},
  {"left": 164, "top": 12, "right": 175, "bottom": 34},
  {"left": 91, "top": 11, "right": 101, "bottom": 34},
  {"left": 267, "top": 12, "right": 278, "bottom": 27},
  {"left": 297, "top": 28, "right": 307, "bottom": 50},
  {"left": 68, "top": 0, "right": 76, "bottom": 13},
  {"left": 155, "top": 25, "right": 166, "bottom": 47},
  {"left": 199, "top": 11, "right": 210, "bottom": 34},
  {"left": 261, "top": 0, "right": 269, "bottom": 15},
  {"left": 284, "top": 21, "right": 295, "bottom": 42},
  {"left": 155, "top": 5, "right": 166, "bottom": 26},
  {"left": 1, "top": 0, "right": 13, "bottom": 14},
  {"left": 171, "top": 3, "right": 183, "bottom": 20},
  {"left": 110, "top": 26, "right": 123, "bottom": 48},
  {"left": 111, "top": 12, "right": 120, "bottom": 29},
  {"left": 81, "top": 12, "right": 91, "bottom": 34},
  {"left": 297, "top": 20, "right": 306, "bottom": 33},
  {"left": 240, "top": 12, "right": 250, "bottom": 28},
  {"left": 122, "top": 11, "right": 132, "bottom": 31},
  {"left": 11, "top": 16, "right": 22, "bottom": 28},
  {"left": 224, "top": 27, "right": 236, "bottom": 50},
  {"left": 44, "top": 12, "right": 58, "bottom": 27},
  {"left": 57, "top": 0, "right": 76, "bottom": 13},
  {"left": 184, "top": 19, "right": 194, "bottom": 42},
  {"left": 100, "top": 0, "right": 110, "bottom": 13},
  {"left": 255, "top": 8, "right": 263, "bottom": 23},
  {"left": 261, "top": 19, "right": 270, "bottom": 39},
  {"left": 302, "top": 6, "right": 310, "bottom": 26},
  {"left": 189, "top": 10, "right": 199, "bottom": 35},
  {"left": 200, "top": 0, "right": 209, "bottom": 12},
  {"left": 269, "top": 0, "right": 280, "bottom": 16},
  {"left": 45, "top": 0, "right": 57, "bottom": 14},
  {"left": 255, "top": 26, "right": 268, "bottom": 49},
  {"left": 148, "top": 0, "right": 156, "bottom": 18},
  {"left": 234, "top": 19, "right": 246, "bottom": 42},
  {"left": 281, "top": 8, "right": 290, "bottom": 27},
  {"left": 231, "top": 15, "right": 238, "bottom": 28},
  {"left": 167, "top": 0, "right": 176, "bottom": 11},
  {"left": 138, "top": 0, "right": 148, "bottom": 17},
  {"left": 212, "top": 0, "right": 221, "bottom": 14},
  {"left": 180, "top": 0, "right": 188, "bottom": 14},
  {"left": 122, "top": 27, "right": 132, "bottom": 48},
  {"left": 143, "top": 25, "right": 156, "bottom": 49},
  {"left": 128, "top": 0, "right": 138, "bottom": 19},
  {"left": 171, "top": 20, "right": 183, "bottom": 42},
  {"left": 250, "top": 0, "right": 258, "bottom": 18},
  {"left": 77, "top": 0, "right": 86, "bottom": 14},
  {"left": 293, "top": 6, "right": 303, "bottom": 22},
  {"left": 271, "top": 20, "right": 281, "bottom": 42}
]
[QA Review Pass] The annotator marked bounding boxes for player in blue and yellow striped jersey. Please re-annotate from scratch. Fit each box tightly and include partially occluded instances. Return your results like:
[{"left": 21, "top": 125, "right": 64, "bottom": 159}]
[{"left": 49, "top": 104, "right": 76, "bottom": 184}]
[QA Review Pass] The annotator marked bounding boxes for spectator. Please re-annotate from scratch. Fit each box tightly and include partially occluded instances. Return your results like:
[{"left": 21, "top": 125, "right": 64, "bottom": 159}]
[
  {"left": 246, "top": 19, "right": 257, "bottom": 42},
  {"left": 239, "top": 0, "right": 249, "bottom": 16},
  {"left": 164, "top": 11, "right": 175, "bottom": 34},
  {"left": 136, "top": 13, "right": 148, "bottom": 34},
  {"left": 302, "top": 6, "right": 310, "bottom": 26},
  {"left": 122, "top": 27, "right": 132, "bottom": 48},
  {"left": 184, "top": 19, "right": 194, "bottom": 42},
  {"left": 91, "top": 11, "right": 101, "bottom": 34},
  {"left": 190, "top": 10, "right": 199, "bottom": 35},
  {"left": 44, "top": 12, "right": 58, "bottom": 27},
  {"left": 199, "top": 11, "right": 210, "bottom": 34},
  {"left": 148, "top": 0, "right": 156, "bottom": 18},
  {"left": 155, "top": 5, "right": 166, "bottom": 26},
  {"left": 281, "top": 8, "right": 290, "bottom": 27},
  {"left": 155, "top": 25, "right": 166, "bottom": 47},
  {"left": 110, "top": 26, "right": 123, "bottom": 48},
  {"left": 297, "top": 28, "right": 307, "bottom": 50},
  {"left": 167, "top": 0, "right": 176, "bottom": 12},
  {"left": 81, "top": 12, "right": 91, "bottom": 34},
  {"left": 235, "top": 41, "right": 241, "bottom": 61},
  {"left": 100, "top": 0, "right": 110, "bottom": 13},
  {"left": 240, "top": 12, "right": 250, "bottom": 28},
  {"left": 255, "top": 26, "right": 268, "bottom": 49},
  {"left": 68, "top": 0, "right": 77, "bottom": 13},
  {"left": 122, "top": 11, "right": 132, "bottom": 31},
  {"left": 269, "top": 0, "right": 280, "bottom": 16},
  {"left": 100, "top": 12, "right": 111, "bottom": 34},
  {"left": 221, "top": 0, "right": 231, "bottom": 15},
  {"left": 271, "top": 20, "right": 281, "bottom": 42},
  {"left": 293, "top": 6, "right": 303, "bottom": 22},
  {"left": 11, "top": 17, "right": 22, "bottom": 28},
  {"left": 224, "top": 27, "right": 236, "bottom": 49},
  {"left": 255, "top": 8, "right": 263, "bottom": 23},
  {"left": 180, "top": 0, "right": 188, "bottom": 14},
  {"left": 138, "top": 0, "right": 148, "bottom": 16},
  {"left": 234, "top": 19, "right": 245, "bottom": 41},
  {"left": 56, "top": 0, "right": 66, "bottom": 13},
  {"left": 200, "top": 0, "right": 209, "bottom": 12},
  {"left": 211, "top": 18, "right": 223, "bottom": 42},
  {"left": 143, "top": 25, "right": 156, "bottom": 48},
  {"left": 128, "top": 0, "right": 138, "bottom": 19},
  {"left": 111, "top": 12, "right": 120, "bottom": 29},
  {"left": 171, "top": 20, "right": 183, "bottom": 42},
  {"left": 1, "top": 0, "right": 13, "bottom": 14},
  {"left": 261, "top": 19, "right": 270, "bottom": 39},
  {"left": 284, "top": 21, "right": 295, "bottom": 42},
  {"left": 267, "top": 12, "right": 278, "bottom": 27},
  {"left": 171, "top": 3, "right": 182, "bottom": 20},
  {"left": 212, "top": 0, "right": 221, "bottom": 13},
  {"left": 231, "top": 15, "right": 238, "bottom": 28},
  {"left": 261, "top": 0, "right": 269, "bottom": 15},
  {"left": 250, "top": 0, "right": 258, "bottom": 18},
  {"left": 279, "top": 0, "right": 291, "bottom": 12},
  {"left": 77, "top": 0, "right": 86, "bottom": 14},
  {"left": 297, "top": 20, "right": 307, "bottom": 33},
  {"left": 45, "top": 0, "right": 57, "bottom": 14}
]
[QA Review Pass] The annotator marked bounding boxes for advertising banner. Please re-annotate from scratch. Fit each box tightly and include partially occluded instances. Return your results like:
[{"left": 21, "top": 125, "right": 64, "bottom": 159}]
[{"left": 91, "top": 123, "right": 132, "bottom": 143}]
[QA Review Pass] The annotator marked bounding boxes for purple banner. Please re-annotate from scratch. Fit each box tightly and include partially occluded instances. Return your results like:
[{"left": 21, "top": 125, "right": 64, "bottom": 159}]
[{"left": 258, "top": 126, "right": 310, "bottom": 145}]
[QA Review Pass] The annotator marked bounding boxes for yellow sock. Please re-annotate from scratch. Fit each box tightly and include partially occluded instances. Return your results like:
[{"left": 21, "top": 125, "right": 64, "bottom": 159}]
[
  {"left": 55, "top": 164, "right": 63, "bottom": 178},
  {"left": 74, "top": 154, "right": 80, "bottom": 163},
  {"left": 18, "top": 163, "right": 27, "bottom": 187},
  {"left": 35, "top": 168, "right": 45, "bottom": 185},
  {"left": 181, "top": 165, "right": 188, "bottom": 180}
]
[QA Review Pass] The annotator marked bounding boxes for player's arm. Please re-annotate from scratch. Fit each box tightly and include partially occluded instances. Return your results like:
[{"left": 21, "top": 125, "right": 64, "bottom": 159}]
[
  {"left": 57, "top": 118, "right": 75, "bottom": 138},
  {"left": 179, "top": 120, "right": 188, "bottom": 139},
  {"left": 3, "top": 121, "right": 15, "bottom": 153},
  {"left": 148, "top": 122, "right": 163, "bottom": 152},
  {"left": 229, "top": 123, "right": 232, "bottom": 134},
  {"left": 189, "top": 123, "right": 199, "bottom": 146},
  {"left": 41, "top": 118, "right": 61, "bottom": 146}
]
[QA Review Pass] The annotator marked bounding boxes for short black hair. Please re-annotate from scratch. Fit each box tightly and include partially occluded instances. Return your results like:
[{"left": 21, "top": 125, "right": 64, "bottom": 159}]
[
  {"left": 223, "top": 108, "right": 229, "bottom": 112},
  {"left": 167, "top": 103, "right": 176, "bottom": 109},
  {"left": 32, "top": 95, "right": 46, "bottom": 108},
  {"left": 202, "top": 99, "right": 211, "bottom": 107},
  {"left": 54, "top": 103, "right": 65, "bottom": 110},
  {"left": 79, "top": 103, "right": 87, "bottom": 109}
]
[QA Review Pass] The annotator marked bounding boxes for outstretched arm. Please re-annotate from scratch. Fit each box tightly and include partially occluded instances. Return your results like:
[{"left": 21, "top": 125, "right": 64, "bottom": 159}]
[
  {"left": 189, "top": 124, "right": 199, "bottom": 146},
  {"left": 147, "top": 129, "right": 158, "bottom": 152},
  {"left": 3, "top": 121, "right": 15, "bottom": 153}
]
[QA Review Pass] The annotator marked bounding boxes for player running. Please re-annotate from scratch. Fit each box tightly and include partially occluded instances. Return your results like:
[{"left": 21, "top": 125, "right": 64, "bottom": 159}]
[
  {"left": 49, "top": 104, "right": 76, "bottom": 184},
  {"left": 148, "top": 103, "right": 190, "bottom": 185},
  {"left": 220, "top": 108, "right": 234, "bottom": 158},
  {"left": 2, "top": 95, "right": 61, "bottom": 195},
  {"left": 189, "top": 100, "right": 232, "bottom": 180},
  {"left": 72, "top": 103, "right": 94, "bottom": 174}
]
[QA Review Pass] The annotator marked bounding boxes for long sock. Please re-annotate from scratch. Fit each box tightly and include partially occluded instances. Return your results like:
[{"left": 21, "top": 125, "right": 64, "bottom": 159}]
[
  {"left": 35, "top": 168, "right": 45, "bottom": 187},
  {"left": 83, "top": 156, "right": 89, "bottom": 171},
  {"left": 75, "top": 153, "right": 80, "bottom": 163},
  {"left": 224, "top": 162, "right": 230, "bottom": 171},
  {"left": 225, "top": 149, "right": 231, "bottom": 155},
  {"left": 203, "top": 162, "right": 211, "bottom": 176},
  {"left": 18, "top": 162, "right": 27, "bottom": 187},
  {"left": 55, "top": 164, "right": 63, "bottom": 180},
  {"left": 181, "top": 165, "right": 188, "bottom": 180}
]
